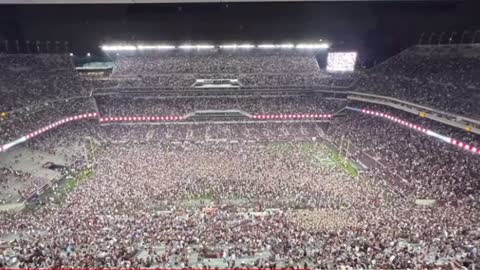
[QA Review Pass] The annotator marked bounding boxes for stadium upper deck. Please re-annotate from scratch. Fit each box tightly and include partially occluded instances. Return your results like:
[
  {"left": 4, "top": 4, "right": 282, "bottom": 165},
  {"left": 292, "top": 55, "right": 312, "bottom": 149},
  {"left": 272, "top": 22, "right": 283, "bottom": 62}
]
[
  {"left": 112, "top": 51, "right": 322, "bottom": 76},
  {"left": 356, "top": 44, "right": 480, "bottom": 119}
]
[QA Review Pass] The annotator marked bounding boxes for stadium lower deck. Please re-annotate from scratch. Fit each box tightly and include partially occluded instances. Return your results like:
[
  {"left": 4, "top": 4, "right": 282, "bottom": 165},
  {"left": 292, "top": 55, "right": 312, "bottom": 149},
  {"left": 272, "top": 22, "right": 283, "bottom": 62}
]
[{"left": 1, "top": 141, "right": 477, "bottom": 269}]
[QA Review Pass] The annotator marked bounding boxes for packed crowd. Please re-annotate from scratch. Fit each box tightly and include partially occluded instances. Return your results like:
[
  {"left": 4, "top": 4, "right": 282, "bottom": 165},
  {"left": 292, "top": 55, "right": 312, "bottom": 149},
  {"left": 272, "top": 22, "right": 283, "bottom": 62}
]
[
  {"left": 329, "top": 103, "right": 480, "bottom": 201},
  {"left": 112, "top": 51, "right": 321, "bottom": 76},
  {"left": 96, "top": 95, "right": 346, "bottom": 116},
  {"left": 0, "top": 54, "right": 88, "bottom": 111},
  {"left": 0, "top": 46, "right": 479, "bottom": 269},
  {"left": 106, "top": 51, "right": 355, "bottom": 90},
  {"left": 0, "top": 97, "right": 97, "bottom": 145},
  {"left": 373, "top": 45, "right": 480, "bottom": 89},
  {"left": 355, "top": 45, "right": 480, "bottom": 118},
  {"left": 106, "top": 73, "right": 338, "bottom": 90},
  {"left": 0, "top": 142, "right": 478, "bottom": 269},
  {"left": 0, "top": 167, "right": 32, "bottom": 204}
]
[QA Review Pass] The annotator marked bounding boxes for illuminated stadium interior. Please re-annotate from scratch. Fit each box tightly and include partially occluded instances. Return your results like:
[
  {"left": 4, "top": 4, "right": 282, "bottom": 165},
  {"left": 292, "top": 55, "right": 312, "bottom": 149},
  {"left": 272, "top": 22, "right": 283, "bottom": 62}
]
[{"left": 0, "top": 1, "right": 480, "bottom": 269}]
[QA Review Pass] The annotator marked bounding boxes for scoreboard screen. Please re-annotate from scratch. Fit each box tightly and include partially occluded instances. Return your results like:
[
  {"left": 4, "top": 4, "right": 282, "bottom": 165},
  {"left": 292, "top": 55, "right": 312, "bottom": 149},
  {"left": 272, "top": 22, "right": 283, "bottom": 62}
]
[{"left": 327, "top": 52, "right": 357, "bottom": 72}]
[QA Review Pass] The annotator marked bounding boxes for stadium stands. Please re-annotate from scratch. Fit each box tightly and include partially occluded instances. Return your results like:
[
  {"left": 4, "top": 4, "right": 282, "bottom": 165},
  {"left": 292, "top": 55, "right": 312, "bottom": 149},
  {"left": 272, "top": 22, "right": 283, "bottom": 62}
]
[
  {"left": 0, "top": 45, "right": 479, "bottom": 269},
  {"left": 95, "top": 95, "right": 346, "bottom": 116},
  {"left": 329, "top": 104, "right": 480, "bottom": 201},
  {"left": 356, "top": 45, "right": 480, "bottom": 119},
  {"left": 0, "top": 54, "right": 88, "bottom": 112},
  {"left": 0, "top": 98, "right": 97, "bottom": 145},
  {"left": 107, "top": 50, "right": 347, "bottom": 90},
  {"left": 112, "top": 51, "right": 321, "bottom": 76}
]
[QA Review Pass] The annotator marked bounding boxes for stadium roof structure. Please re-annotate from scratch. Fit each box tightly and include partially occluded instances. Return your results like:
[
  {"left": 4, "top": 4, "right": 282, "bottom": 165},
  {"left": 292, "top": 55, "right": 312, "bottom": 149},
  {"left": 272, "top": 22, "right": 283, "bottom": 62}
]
[{"left": 0, "top": 0, "right": 420, "bottom": 3}]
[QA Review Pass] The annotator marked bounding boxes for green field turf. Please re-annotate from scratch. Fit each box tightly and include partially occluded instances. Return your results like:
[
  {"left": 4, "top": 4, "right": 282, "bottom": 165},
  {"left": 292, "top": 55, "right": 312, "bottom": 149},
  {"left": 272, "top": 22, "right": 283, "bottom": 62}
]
[{"left": 267, "top": 142, "right": 359, "bottom": 177}]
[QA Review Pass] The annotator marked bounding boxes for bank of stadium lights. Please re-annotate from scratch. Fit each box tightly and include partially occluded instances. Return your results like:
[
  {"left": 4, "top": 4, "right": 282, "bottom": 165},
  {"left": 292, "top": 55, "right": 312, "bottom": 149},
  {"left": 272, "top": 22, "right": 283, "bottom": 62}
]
[
  {"left": 258, "top": 44, "right": 295, "bottom": 49},
  {"left": 179, "top": 44, "right": 215, "bottom": 50},
  {"left": 258, "top": 44, "right": 276, "bottom": 49},
  {"left": 100, "top": 42, "right": 329, "bottom": 51},
  {"left": 219, "top": 44, "right": 255, "bottom": 49},
  {"left": 279, "top": 44, "right": 295, "bottom": 49},
  {"left": 138, "top": 45, "right": 175, "bottom": 50},
  {"left": 101, "top": 45, "right": 137, "bottom": 51},
  {"left": 296, "top": 43, "right": 330, "bottom": 49}
]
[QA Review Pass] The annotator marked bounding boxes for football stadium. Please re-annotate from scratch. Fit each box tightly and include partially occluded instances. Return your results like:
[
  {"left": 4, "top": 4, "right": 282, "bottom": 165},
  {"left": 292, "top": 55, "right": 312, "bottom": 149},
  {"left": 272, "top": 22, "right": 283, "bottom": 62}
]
[{"left": 0, "top": 1, "right": 479, "bottom": 269}]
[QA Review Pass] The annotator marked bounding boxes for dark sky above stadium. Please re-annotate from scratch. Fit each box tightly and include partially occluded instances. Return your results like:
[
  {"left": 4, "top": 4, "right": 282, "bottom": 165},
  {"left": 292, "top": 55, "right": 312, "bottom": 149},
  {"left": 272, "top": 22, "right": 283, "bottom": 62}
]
[{"left": 0, "top": 0, "right": 478, "bottom": 64}]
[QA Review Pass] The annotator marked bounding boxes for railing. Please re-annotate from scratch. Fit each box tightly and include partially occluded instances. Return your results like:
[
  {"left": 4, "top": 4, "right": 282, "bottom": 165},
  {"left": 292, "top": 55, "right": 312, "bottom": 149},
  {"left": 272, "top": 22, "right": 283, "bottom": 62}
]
[
  {"left": 0, "top": 111, "right": 335, "bottom": 153},
  {"left": 347, "top": 106, "right": 480, "bottom": 155},
  {"left": 346, "top": 92, "right": 480, "bottom": 135}
]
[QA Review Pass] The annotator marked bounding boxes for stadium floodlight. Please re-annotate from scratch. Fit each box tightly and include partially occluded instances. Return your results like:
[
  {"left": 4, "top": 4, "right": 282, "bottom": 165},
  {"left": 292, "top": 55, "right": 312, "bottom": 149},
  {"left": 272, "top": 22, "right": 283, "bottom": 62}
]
[
  {"left": 87, "top": 53, "right": 91, "bottom": 56},
  {"left": 220, "top": 44, "right": 255, "bottom": 49},
  {"left": 279, "top": 43, "right": 295, "bottom": 49},
  {"left": 258, "top": 44, "right": 276, "bottom": 49},
  {"left": 237, "top": 44, "right": 255, "bottom": 49},
  {"left": 179, "top": 44, "right": 214, "bottom": 50},
  {"left": 101, "top": 45, "right": 137, "bottom": 51},
  {"left": 137, "top": 45, "right": 175, "bottom": 50},
  {"left": 69, "top": 53, "right": 73, "bottom": 56},
  {"left": 296, "top": 43, "right": 330, "bottom": 49},
  {"left": 220, "top": 44, "right": 238, "bottom": 49},
  {"left": 195, "top": 44, "right": 215, "bottom": 49},
  {"left": 179, "top": 44, "right": 195, "bottom": 50}
]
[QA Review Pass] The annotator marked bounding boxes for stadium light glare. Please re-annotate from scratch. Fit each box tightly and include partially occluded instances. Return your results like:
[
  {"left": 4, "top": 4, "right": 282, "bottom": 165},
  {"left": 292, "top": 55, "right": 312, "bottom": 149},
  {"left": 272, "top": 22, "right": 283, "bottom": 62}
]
[
  {"left": 179, "top": 45, "right": 194, "bottom": 50},
  {"left": 101, "top": 45, "right": 137, "bottom": 51},
  {"left": 296, "top": 43, "right": 330, "bottom": 49},
  {"left": 220, "top": 44, "right": 238, "bottom": 49},
  {"left": 137, "top": 45, "right": 175, "bottom": 50},
  {"left": 219, "top": 44, "right": 254, "bottom": 49},
  {"left": 179, "top": 44, "right": 214, "bottom": 50},
  {"left": 279, "top": 43, "right": 295, "bottom": 49},
  {"left": 219, "top": 44, "right": 255, "bottom": 50},
  {"left": 69, "top": 53, "right": 73, "bottom": 56},
  {"left": 86, "top": 53, "right": 91, "bottom": 57},
  {"left": 238, "top": 44, "right": 255, "bottom": 49},
  {"left": 278, "top": 43, "right": 295, "bottom": 49},
  {"left": 197, "top": 45, "right": 215, "bottom": 49},
  {"left": 258, "top": 44, "right": 276, "bottom": 49}
]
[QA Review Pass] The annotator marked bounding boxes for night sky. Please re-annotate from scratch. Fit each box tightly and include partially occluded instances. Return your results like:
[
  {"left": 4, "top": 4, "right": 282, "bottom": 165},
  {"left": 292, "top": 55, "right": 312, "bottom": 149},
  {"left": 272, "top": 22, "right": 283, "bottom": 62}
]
[{"left": 0, "top": 0, "right": 478, "bottom": 65}]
